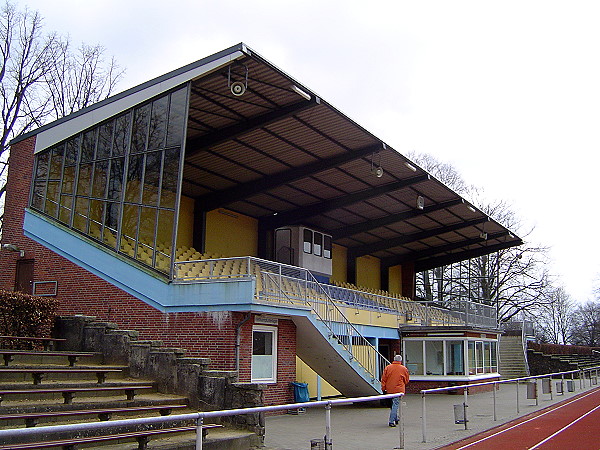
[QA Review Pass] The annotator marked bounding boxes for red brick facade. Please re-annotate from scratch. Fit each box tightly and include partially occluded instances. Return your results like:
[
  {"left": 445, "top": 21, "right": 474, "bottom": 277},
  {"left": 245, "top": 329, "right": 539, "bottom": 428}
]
[{"left": 0, "top": 136, "right": 295, "bottom": 406}]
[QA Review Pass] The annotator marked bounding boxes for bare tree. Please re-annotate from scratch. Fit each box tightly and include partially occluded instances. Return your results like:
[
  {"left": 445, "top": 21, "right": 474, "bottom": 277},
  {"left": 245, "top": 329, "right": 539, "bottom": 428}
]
[
  {"left": 0, "top": 1, "right": 124, "bottom": 235},
  {"left": 410, "top": 152, "right": 552, "bottom": 322},
  {"left": 569, "top": 300, "right": 600, "bottom": 347},
  {"left": 533, "top": 286, "right": 575, "bottom": 344}
]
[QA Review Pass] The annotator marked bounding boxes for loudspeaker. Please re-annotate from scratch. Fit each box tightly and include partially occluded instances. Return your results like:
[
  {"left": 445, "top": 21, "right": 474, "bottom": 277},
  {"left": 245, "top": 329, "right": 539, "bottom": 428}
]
[{"left": 230, "top": 81, "right": 246, "bottom": 96}]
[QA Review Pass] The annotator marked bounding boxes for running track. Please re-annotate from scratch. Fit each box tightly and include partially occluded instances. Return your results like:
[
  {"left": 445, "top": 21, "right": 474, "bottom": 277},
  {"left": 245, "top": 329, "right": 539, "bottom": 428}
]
[{"left": 440, "top": 386, "right": 600, "bottom": 449}]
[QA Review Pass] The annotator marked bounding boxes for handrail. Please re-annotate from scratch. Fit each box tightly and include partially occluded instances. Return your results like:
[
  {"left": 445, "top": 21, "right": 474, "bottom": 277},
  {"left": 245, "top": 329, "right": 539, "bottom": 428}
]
[
  {"left": 255, "top": 257, "right": 390, "bottom": 385},
  {"left": 0, "top": 392, "right": 405, "bottom": 450},
  {"left": 173, "top": 256, "right": 496, "bottom": 328},
  {"left": 419, "top": 365, "right": 600, "bottom": 443}
]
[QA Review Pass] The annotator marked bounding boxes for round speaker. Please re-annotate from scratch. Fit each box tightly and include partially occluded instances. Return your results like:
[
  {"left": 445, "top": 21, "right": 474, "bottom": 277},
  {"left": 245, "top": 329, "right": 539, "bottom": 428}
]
[{"left": 230, "top": 81, "right": 246, "bottom": 96}]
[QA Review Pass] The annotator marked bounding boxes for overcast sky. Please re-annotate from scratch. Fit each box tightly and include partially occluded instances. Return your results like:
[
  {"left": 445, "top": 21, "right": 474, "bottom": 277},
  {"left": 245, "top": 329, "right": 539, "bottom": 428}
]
[{"left": 21, "top": 0, "right": 600, "bottom": 302}]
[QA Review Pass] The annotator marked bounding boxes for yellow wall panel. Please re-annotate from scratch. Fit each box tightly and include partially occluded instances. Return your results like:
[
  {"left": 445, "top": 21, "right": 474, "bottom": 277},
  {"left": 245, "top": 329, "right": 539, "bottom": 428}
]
[
  {"left": 205, "top": 209, "right": 258, "bottom": 257},
  {"left": 331, "top": 244, "right": 347, "bottom": 283},
  {"left": 296, "top": 357, "right": 341, "bottom": 399},
  {"left": 388, "top": 265, "right": 402, "bottom": 295},
  {"left": 356, "top": 255, "right": 380, "bottom": 290}
]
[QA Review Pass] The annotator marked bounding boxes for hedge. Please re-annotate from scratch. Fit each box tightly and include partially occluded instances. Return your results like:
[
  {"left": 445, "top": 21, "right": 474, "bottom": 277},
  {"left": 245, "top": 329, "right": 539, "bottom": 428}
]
[{"left": 0, "top": 290, "right": 59, "bottom": 348}]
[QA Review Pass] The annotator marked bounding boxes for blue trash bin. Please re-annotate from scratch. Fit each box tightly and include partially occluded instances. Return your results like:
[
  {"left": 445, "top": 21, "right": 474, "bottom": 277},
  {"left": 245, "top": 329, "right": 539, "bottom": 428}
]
[{"left": 291, "top": 382, "right": 309, "bottom": 402}]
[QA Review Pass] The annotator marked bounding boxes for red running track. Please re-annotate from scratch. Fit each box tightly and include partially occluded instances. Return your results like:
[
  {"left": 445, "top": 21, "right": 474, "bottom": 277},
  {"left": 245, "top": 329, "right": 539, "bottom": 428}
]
[{"left": 440, "top": 387, "right": 600, "bottom": 450}]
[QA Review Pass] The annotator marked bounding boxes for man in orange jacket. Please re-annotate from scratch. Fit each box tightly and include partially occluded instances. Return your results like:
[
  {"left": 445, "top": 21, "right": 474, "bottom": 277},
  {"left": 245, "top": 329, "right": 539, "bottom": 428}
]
[{"left": 381, "top": 354, "right": 410, "bottom": 427}]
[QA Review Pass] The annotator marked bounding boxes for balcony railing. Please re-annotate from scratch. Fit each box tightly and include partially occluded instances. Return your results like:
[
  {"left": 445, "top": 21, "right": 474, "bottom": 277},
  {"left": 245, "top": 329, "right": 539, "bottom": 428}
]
[{"left": 173, "top": 256, "right": 498, "bottom": 330}]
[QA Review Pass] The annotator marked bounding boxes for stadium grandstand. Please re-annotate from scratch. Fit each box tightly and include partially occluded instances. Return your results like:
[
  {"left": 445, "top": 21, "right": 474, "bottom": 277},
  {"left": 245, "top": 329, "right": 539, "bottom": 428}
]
[{"left": 0, "top": 43, "right": 522, "bottom": 404}]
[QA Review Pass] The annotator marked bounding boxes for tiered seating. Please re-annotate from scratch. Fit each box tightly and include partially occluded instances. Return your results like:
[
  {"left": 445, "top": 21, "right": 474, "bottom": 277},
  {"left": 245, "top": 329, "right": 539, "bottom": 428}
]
[{"left": 0, "top": 336, "right": 225, "bottom": 448}]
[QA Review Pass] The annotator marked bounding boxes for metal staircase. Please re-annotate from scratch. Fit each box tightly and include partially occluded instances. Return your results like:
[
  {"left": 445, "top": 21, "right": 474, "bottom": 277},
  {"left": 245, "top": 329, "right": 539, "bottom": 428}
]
[{"left": 252, "top": 258, "right": 388, "bottom": 396}]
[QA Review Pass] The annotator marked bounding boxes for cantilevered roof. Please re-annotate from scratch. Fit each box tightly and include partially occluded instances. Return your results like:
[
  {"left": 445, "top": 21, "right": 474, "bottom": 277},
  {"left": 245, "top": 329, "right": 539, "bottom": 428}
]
[
  {"left": 182, "top": 44, "right": 522, "bottom": 271},
  {"left": 14, "top": 43, "right": 522, "bottom": 271}
]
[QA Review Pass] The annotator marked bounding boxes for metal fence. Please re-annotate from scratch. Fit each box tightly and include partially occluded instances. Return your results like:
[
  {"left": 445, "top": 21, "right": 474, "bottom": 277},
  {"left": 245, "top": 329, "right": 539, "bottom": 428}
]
[
  {"left": 420, "top": 365, "right": 600, "bottom": 443},
  {"left": 0, "top": 392, "right": 406, "bottom": 450}
]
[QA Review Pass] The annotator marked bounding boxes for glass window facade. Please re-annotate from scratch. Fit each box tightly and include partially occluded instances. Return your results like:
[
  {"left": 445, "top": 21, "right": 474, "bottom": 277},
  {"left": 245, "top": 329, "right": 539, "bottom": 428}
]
[
  {"left": 405, "top": 338, "right": 497, "bottom": 377},
  {"left": 30, "top": 85, "right": 189, "bottom": 275}
]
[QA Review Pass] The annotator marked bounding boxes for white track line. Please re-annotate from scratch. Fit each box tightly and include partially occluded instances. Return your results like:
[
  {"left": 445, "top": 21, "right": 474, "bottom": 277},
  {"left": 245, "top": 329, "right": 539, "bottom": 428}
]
[
  {"left": 527, "top": 403, "right": 600, "bottom": 449},
  {"left": 453, "top": 388, "right": 600, "bottom": 450}
]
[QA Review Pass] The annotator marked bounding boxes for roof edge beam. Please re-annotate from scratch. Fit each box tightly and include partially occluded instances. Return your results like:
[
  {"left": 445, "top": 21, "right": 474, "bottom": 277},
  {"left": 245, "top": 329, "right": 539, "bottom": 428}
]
[
  {"left": 331, "top": 198, "right": 464, "bottom": 240},
  {"left": 414, "top": 240, "right": 523, "bottom": 272},
  {"left": 382, "top": 231, "right": 508, "bottom": 268},
  {"left": 196, "top": 142, "right": 384, "bottom": 211},
  {"left": 350, "top": 217, "right": 490, "bottom": 258},
  {"left": 186, "top": 98, "right": 319, "bottom": 156},
  {"left": 260, "top": 173, "right": 430, "bottom": 229}
]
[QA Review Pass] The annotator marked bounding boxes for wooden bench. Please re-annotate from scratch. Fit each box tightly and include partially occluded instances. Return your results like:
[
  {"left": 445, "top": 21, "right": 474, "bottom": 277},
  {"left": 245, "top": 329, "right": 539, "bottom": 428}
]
[
  {"left": 0, "top": 350, "right": 98, "bottom": 367},
  {"left": 0, "top": 367, "right": 124, "bottom": 384},
  {"left": 0, "top": 424, "right": 223, "bottom": 449},
  {"left": 0, "top": 384, "right": 154, "bottom": 405},
  {"left": 0, "top": 336, "right": 66, "bottom": 351},
  {"left": 0, "top": 404, "right": 188, "bottom": 427}
]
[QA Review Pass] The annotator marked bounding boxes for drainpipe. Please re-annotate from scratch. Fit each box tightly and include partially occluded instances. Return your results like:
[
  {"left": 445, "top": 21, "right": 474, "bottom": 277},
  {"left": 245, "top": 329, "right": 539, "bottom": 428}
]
[{"left": 235, "top": 313, "right": 252, "bottom": 379}]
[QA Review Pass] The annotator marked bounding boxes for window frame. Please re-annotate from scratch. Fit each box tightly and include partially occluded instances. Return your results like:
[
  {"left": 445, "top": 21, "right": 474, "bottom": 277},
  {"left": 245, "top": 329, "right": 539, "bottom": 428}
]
[{"left": 251, "top": 325, "right": 278, "bottom": 383}]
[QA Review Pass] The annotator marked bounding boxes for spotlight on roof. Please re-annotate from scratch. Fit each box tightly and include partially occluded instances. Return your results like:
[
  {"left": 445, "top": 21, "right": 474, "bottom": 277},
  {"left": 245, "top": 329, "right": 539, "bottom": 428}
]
[
  {"left": 417, "top": 195, "right": 425, "bottom": 210},
  {"left": 228, "top": 63, "right": 248, "bottom": 97},
  {"left": 480, "top": 232, "right": 488, "bottom": 240},
  {"left": 404, "top": 162, "right": 417, "bottom": 172},
  {"left": 371, "top": 152, "right": 383, "bottom": 178},
  {"left": 467, "top": 205, "right": 476, "bottom": 213},
  {"left": 291, "top": 85, "right": 311, "bottom": 101}
]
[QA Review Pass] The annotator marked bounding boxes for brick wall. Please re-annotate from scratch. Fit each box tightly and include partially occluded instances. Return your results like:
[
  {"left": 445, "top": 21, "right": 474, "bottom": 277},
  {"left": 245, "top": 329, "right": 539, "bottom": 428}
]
[{"left": 1, "top": 135, "right": 296, "bottom": 406}]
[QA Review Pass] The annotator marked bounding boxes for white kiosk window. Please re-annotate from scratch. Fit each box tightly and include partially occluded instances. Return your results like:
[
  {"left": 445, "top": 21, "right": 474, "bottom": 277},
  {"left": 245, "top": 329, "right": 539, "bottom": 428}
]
[{"left": 251, "top": 325, "right": 278, "bottom": 383}]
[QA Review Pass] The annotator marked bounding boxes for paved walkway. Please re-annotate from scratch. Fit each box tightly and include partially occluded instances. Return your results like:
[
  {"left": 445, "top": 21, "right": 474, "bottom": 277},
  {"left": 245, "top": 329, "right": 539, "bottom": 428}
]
[{"left": 263, "top": 378, "right": 597, "bottom": 449}]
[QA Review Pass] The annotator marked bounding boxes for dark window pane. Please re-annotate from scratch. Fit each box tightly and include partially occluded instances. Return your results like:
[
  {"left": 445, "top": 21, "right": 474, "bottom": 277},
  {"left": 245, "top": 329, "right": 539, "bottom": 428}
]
[
  {"left": 156, "top": 209, "right": 174, "bottom": 251},
  {"left": 125, "top": 154, "right": 144, "bottom": 203},
  {"left": 108, "top": 158, "right": 124, "bottom": 201},
  {"left": 104, "top": 202, "right": 120, "bottom": 239},
  {"left": 81, "top": 128, "right": 97, "bottom": 162},
  {"left": 92, "top": 160, "right": 108, "bottom": 199},
  {"left": 314, "top": 232, "right": 322, "bottom": 256},
  {"left": 142, "top": 151, "right": 161, "bottom": 206},
  {"left": 303, "top": 229, "right": 312, "bottom": 254},
  {"left": 121, "top": 204, "right": 139, "bottom": 256},
  {"left": 77, "top": 163, "right": 93, "bottom": 197},
  {"left": 32, "top": 181, "right": 46, "bottom": 210},
  {"left": 253, "top": 331, "right": 272, "bottom": 355},
  {"left": 166, "top": 87, "right": 188, "bottom": 147},
  {"left": 323, "top": 235, "right": 332, "bottom": 259},
  {"left": 131, "top": 104, "right": 150, "bottom": 153},
  {"left": 65, "top": 137, "right": 80, "bottom": 165},
  {"left": 45, "top": 181, "right": 60, "bottom": 218},
  {"left": 139, "top": 207, "right": 157, "bottom": 255},
  {"left": 160, "top": 148, "right": 180, "bottom": 208},
  {"left": 49, "top": 145, "right": 64, "bottom": 179},
  {"left": 73, "top": 197, "right": 90, "bottom": 233},
  {"left": 59, "top": 194, "right": 73, "bottom": 224},
  {"left": 112, "top": 113, "right": 131, "bottom": 156},
  {"left": 89, "top": 199, "right": 104, "bottom": 239},
  {"left": 97, "top": 121, "right": 113, "bottom": 159},
  {"left": 35, "top": 152, "right": 49, "bottom": 180},
  {"left": 148, "top": 96, "right": 168, "bottom": 150},
  {"left": 62, "top": 166, "right": 76, "bottom": 195}
]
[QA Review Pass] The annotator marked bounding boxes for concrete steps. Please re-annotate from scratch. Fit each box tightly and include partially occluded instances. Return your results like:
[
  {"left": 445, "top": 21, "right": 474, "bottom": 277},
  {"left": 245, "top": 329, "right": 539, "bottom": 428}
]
[
  {"left": 0, "top": 317, "right": 263, "bottom": 448},
  {"left": 499, "top": 334, "right": 529, "bottom": 379}
]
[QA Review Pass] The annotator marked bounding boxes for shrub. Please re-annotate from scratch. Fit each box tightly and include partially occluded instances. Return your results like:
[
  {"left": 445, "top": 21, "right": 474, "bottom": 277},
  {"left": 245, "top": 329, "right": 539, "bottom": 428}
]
[{"left": 0, "top": 290, "right": 59, "bottom": 348}]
